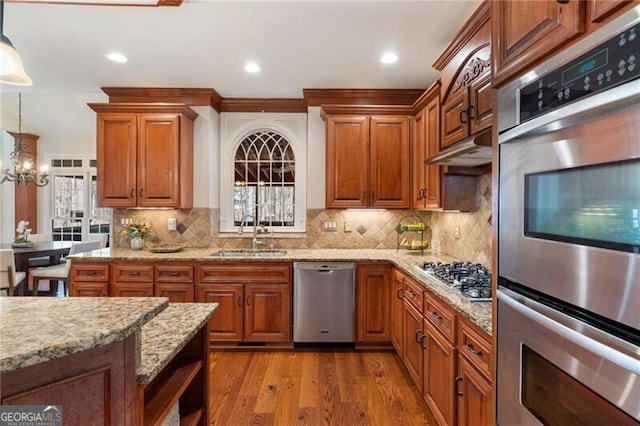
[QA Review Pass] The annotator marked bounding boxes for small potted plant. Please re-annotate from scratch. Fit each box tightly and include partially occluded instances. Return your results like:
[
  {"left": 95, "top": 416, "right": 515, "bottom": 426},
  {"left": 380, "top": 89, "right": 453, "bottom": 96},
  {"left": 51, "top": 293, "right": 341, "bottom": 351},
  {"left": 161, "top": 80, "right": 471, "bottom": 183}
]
[
  {"left": 12, "top": 220, "right": 33, "bottom": 248},
  {"left": 120, "top": 220, "right": 153, "bottom": 250}
]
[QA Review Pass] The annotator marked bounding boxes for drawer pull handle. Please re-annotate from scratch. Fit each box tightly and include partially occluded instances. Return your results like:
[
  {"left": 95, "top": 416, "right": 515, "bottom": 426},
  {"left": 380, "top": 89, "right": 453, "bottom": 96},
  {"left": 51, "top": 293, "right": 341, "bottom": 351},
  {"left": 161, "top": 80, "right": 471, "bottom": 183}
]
[
  {"left": 419, "top": 334, "right": 427, "bottom": 350},
  {"left": 85, "top": 271, "right": 96, "bottom": 276},
  {"left": 414, "top": 330, "right": 423, "bottom": 343},
  {"left": 465, "top": 343, "right": 483, "bottom": 356},
  {"left": 168, "top": 272, "right": 179, "bottom": 276},
  {"left": 237, "top": 296, "right": 242, "bottom": 306},
  {"left": 454, "top": 376, "right": 464, "bottom": 396},
  {"left": 396, "top": 288, "right": 403, "bottom": 299},
  {"left": 129, "top": 271, "right": 140, "bottom": 276},
  {"left": 130, "top": 188, "right": 135, "bottom": 199},
  {"left": 466, "top": 105, "right": 475, "bottom": 120},
  {"left": 369, "top": 274, "right": 384, "bottom": 279},
  {"left": 246, "top": 295, "right": 251, "bottom": 305},
  {"left": 139, "top": 188, "right": 145, "bottom": 198},
  {"left": 459, "top": 109, "right": 468, "bottom": 124},
  {"left": 429, "top": 311, "right": 443, "bottom": 321}
]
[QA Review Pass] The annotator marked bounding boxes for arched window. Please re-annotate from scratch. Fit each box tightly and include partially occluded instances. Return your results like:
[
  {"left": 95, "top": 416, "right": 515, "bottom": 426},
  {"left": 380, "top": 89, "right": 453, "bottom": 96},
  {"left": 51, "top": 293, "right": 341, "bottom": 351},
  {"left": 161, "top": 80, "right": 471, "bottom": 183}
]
[{"left": 233, "top": 131, "right": 295, "bottom": 227}]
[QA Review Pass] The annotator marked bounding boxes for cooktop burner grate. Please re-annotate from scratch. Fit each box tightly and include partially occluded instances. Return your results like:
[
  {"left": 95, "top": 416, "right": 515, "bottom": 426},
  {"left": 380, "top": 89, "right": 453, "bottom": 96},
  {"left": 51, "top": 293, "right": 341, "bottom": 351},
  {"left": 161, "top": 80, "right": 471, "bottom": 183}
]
[{"left": 414, "top": 261, "right": 492, "bottom": 302}]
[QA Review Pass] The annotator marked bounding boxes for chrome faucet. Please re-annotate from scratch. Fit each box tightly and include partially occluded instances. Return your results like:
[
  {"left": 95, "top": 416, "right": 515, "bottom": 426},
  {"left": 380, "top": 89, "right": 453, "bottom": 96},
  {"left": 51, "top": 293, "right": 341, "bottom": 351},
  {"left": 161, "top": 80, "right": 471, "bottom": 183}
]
[{"left": 238, "top": 214, "right": 266, "bottom": 250}]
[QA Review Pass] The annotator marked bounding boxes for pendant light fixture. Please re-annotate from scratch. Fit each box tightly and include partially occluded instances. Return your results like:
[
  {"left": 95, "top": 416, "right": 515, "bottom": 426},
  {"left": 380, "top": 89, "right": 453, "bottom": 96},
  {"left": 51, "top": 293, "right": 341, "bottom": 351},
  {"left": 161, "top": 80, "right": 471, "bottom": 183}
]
[
  {"left": 0, "top": 0, "right": 32, "bottom": 86},
  {"left": 0, "top": 93, "right": 49, "bottom": 187}
]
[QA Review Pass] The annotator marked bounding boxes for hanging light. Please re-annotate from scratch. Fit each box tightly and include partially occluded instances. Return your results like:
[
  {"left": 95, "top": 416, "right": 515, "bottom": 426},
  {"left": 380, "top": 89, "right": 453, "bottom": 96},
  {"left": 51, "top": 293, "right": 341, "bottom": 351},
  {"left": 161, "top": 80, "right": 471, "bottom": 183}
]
[
  {"left": 0, "top": 0, "right": 32, "bottom": 86},
  {"left": 1, "top": 93, "right": 49, "bottom": 187}
]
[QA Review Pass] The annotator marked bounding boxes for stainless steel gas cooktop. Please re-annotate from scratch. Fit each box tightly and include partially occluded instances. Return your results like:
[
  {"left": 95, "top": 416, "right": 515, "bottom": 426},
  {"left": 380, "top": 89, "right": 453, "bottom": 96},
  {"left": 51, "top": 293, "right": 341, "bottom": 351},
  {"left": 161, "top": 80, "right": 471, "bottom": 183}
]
[{"left": 414, "top": 261, "right": 492, "bottom": 302}]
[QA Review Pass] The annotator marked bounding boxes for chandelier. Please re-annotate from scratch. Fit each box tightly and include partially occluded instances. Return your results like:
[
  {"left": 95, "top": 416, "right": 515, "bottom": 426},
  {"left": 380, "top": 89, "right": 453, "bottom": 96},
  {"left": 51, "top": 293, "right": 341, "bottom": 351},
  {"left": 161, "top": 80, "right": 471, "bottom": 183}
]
[{"left": 0, "top": 93, "right": 49, "bottom": 187}]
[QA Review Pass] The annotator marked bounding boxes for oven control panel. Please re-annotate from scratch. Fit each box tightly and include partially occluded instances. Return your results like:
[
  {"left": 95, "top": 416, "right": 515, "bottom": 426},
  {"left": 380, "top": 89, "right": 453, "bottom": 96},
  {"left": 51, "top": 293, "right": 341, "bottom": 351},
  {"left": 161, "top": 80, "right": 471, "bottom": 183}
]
[{"left": 520, "top": 23, "right": 640, "bottom": 122}]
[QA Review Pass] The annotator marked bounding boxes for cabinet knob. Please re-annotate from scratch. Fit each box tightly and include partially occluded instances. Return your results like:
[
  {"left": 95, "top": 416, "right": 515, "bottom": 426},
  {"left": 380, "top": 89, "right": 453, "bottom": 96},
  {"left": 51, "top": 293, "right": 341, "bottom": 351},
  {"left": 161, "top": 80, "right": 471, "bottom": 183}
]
[
  {"left": 246, "top": 295, "right": 251, "bottom": 305},
  {"left": 414, "top": 329, "right": 424, "bottom": 343},
  {"left": 237, "top": 296, "right": 242, "bottom": 306},
  {"left": 139, "top": 188, "right": 145, "bottom": 198},
  {"left": 130, "top": 188, "right": 135, "bottom": 199},
  {"left": 396, "top": 288, "right": 403, "bottom": 299}
]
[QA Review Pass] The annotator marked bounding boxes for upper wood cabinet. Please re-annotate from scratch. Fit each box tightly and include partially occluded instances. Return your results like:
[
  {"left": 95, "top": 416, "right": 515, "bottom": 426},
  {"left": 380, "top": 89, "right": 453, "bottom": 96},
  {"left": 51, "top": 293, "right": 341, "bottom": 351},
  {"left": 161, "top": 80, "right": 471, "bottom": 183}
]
[
  {"left": 412, "top": 82, "right": 442, "bottom": 210},
  {"left": 491, "top": 0, "right": 584, "bottom": 87},
  {"left": 433, "top": 0, "right": 492, "bottom": 150},
  {"left": 88, "top": 103, "right": 198, "bottom": 208},
  {"left": 326, "top": 115, "right": 411, "bottom": 209}
]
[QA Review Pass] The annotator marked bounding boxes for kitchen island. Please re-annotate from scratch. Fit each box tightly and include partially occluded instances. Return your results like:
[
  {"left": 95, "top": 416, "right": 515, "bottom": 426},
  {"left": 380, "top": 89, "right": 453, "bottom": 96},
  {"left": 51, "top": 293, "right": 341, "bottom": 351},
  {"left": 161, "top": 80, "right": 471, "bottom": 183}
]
[{"left": 0, "top": 297, "right": 218, "bottom": 425}]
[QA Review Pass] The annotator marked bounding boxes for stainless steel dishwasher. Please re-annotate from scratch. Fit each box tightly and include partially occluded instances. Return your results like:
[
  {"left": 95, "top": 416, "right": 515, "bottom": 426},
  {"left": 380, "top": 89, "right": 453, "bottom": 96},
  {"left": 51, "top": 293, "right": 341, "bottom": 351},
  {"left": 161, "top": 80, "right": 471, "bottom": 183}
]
[{"left": 293, "top": 262, "right": 355, "bottom": 345}]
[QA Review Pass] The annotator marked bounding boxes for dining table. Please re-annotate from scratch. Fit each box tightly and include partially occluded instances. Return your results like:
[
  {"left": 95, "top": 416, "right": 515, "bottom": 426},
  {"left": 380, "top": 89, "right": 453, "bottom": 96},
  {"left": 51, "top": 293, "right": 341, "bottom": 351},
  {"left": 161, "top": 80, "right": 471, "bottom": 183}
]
[{"left": 1, "top": 241, "right": 73, "bottom": 273}]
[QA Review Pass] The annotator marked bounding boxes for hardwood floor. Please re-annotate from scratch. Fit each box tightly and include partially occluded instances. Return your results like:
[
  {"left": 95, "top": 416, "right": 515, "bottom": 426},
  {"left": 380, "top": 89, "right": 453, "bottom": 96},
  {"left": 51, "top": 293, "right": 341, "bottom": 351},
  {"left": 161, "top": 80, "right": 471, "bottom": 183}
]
[{"left": 209, "top": 349, "right": 435, "bottom": 425}]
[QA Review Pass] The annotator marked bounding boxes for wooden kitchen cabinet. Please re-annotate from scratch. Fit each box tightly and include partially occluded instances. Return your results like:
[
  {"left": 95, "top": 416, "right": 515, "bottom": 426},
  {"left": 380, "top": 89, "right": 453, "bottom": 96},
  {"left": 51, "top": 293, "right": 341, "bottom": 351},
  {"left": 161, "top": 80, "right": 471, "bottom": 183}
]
[
  {"left": 423, "top": 316, "right": 457, "bottom": 426},
  {"left": 412, "top": 82, "right": 442, "bottom": 210},
  {"left": 434, "top": 1, "right": 492, "bottom": 149},
  {"left": 196, "top": 262, "right": 292, "bottom": 343},
  {"left": 390, "top": 269, "right": 405, "bottom": 355},
  {"left": 88, "top": 103, "right": 197, "bottom": 208},
  {"left": 456, "top": 317, "right": 494, "bottom": 426},
  {"left": 154, "top": 263, "right": 195, "bottom": 303},
  {"left": 403, "top": 300, "right": 424, "bottom": 390},
  {"left": 111, "top": 261, "right": 154, "bottom": 297},
  {"left": 356, "top": 263, "right": 392, "bottom": 343},
  {"left": 326, "top": 115, "right": 410, "bottom": 209},
  {"left": 70, "top": 261, "right": 110, "bottom": 297},
  {"left": 491, "top": 0, "right": 584, "bottom": 88}
]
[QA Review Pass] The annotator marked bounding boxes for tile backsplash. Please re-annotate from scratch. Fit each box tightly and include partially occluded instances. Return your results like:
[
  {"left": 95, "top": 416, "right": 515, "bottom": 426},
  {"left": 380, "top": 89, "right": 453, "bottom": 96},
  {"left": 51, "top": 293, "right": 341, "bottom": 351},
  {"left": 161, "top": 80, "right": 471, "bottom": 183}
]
[{"left": 112, "top": 174, "right": 492, "bottom": 268}]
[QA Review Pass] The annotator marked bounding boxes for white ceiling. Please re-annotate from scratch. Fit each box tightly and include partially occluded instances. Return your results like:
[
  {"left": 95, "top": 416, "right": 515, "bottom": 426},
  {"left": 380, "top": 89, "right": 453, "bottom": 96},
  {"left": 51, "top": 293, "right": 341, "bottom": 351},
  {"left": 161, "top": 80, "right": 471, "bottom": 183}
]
[{"left": 3, "top": 0, "right": 482, "bottom": 98}]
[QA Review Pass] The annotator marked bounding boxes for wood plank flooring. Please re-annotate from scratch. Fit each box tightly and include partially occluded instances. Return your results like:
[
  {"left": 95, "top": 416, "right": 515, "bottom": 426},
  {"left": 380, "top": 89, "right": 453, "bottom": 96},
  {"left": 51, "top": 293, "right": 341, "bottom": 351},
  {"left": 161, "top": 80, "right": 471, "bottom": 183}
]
[{"left": 209, "top": 349, "right": 435, "bottom": 425}]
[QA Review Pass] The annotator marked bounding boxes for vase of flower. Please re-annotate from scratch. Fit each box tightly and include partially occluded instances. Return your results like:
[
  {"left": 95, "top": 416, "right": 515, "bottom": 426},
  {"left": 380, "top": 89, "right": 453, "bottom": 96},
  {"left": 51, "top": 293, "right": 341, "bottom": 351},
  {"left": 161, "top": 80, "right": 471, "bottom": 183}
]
[
  {"left": 130, "top": 236, "right": 144, "bottom": 250},
  {"left": 12, "top": 220, "right": 33, "bottom": 248},
  {"left": 121, "top": 219, "right": 153, "bottom": 250}
]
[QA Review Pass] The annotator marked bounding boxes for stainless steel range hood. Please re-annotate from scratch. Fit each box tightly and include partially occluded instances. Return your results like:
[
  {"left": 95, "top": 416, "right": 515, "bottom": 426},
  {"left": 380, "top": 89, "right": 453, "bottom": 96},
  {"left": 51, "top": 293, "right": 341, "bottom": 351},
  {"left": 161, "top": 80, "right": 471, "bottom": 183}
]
[{"left": 425, "top": 130, "right": 492, "bottom": 167}]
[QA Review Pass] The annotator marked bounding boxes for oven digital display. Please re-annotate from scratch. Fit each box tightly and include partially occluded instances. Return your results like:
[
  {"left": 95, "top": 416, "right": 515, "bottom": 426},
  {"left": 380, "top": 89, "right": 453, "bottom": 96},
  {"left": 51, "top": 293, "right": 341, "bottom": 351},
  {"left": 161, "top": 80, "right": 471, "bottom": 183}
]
[
  {"left": 561, "top": 49, "right": 608, "bottom": 85},
  {"left": 524, "top": 159, "right": 640, "bottom": 253}
]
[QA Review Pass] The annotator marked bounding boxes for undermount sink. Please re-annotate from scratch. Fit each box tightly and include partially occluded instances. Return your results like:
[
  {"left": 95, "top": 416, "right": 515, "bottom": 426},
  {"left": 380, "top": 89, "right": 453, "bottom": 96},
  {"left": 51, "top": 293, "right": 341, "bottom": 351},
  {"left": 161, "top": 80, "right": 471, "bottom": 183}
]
[{"left": 211, "top": 249, "right": 287, "bottom": 258}]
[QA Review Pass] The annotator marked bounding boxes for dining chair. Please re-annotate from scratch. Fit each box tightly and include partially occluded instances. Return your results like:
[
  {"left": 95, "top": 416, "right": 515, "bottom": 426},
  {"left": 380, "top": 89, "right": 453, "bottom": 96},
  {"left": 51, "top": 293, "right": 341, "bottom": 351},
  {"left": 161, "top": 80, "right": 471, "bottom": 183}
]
[
  {"left": 87, "top": 233, "right": 109, "bottom": 248},
  {"left": 0, "top": 249, "right": 27, "bottom": 296},
  {"left": 27, "top": 233, "right": 55, "bottom": 267},
  {"left": 28, "top": 240, "right": 103, "bottom": 297}
]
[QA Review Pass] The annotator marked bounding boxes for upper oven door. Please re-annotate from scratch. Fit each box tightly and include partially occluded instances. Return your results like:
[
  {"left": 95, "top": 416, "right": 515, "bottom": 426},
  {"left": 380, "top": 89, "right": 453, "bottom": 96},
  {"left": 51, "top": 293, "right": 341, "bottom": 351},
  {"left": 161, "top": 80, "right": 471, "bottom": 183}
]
[
  {"left": 498, "top": 98, "right": 640, "bottom": 332},
  {"left": 497, "top": 288, "right": 640, "bottom": 425}
]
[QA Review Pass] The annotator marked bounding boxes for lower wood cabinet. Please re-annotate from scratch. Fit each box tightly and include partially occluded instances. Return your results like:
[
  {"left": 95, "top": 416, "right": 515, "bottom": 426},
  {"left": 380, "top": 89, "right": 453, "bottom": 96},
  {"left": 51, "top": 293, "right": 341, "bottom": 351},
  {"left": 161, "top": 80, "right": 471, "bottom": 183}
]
[
  {"left": 403, "top": 300, "right": 424, "bottom": 390},
  {"left": 390, "top": 269, "right": 405, "bottom": 355},
  {"left": 111, "top": 282, "right": 154, "bottom": 297},
  {"left": 356, "top": 263, "right": 392, "bottom": 343},
  {"left": 154, "top": 282, "right": 195, "bottom": 302},
  {"left": 196, "top": 262, "right": 292, "bottom": 344},
  {"left": 70, "top": 261, "right": 110, "bottom": 297},
  {"left": 423, "top": 316, "right": 457, "bottom": 426},
  {"left": 456, "top": 355, "right": 492, "bottom": 426}
]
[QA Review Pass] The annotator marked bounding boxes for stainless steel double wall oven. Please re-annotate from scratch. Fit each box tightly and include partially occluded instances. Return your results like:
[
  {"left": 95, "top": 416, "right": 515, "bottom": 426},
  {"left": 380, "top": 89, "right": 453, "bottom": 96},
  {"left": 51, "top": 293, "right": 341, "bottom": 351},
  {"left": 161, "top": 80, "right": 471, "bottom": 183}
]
[{"left": 497, "top": 7, "right": 640, "bottom": 425}]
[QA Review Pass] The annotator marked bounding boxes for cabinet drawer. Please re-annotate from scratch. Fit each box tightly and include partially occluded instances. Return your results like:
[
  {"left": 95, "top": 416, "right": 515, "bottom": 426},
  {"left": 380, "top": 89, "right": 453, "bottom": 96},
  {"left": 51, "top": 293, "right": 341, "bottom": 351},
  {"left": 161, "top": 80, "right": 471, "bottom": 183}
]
[
  {"left": 155, "top": 263, "right": 194, "bottom": 283},
  {"left": 198, "top": 262, "right": 291, "bottom": 283},
  {"left": 458, "top": 320, "right": 492, "bottom": 380},
  {"left": 71, "top": 262, "right": 110, "bottom": 282},
  {"left": 403, "top": 277, "right": 424, "bottom": 313},
  {"left": 113, "top": 262, "right": 154, "bottom": 282},
  {"left": 423, "top": 291, "right": 456, "bottom": 342}
]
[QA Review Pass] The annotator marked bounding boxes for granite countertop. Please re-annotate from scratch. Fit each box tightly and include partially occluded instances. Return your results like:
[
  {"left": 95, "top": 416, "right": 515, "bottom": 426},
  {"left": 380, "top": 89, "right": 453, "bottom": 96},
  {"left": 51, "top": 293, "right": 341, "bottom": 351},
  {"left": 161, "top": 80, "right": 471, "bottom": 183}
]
[
  {"left": 0, "top": 297, "right": 168, "bottom": 373},
  {"left": 72, "top": 248, "right": 492, "bottom": 335},
  {"left": 138, "top": 303, "right": 218, "bottom": 384}
]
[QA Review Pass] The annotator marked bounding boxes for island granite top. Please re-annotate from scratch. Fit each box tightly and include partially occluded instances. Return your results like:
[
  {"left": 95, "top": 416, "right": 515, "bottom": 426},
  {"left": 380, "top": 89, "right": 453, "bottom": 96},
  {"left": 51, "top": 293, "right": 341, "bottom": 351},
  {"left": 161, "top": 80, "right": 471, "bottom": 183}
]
[
  {"left": 0, "top": 297, "right": 168, "bottom": 373},
  {"left": 138, "top": 302, "right": 218, "bottom": 384},
  {"left": 72, "top": 248, "right": 492, "bottom": 335}
]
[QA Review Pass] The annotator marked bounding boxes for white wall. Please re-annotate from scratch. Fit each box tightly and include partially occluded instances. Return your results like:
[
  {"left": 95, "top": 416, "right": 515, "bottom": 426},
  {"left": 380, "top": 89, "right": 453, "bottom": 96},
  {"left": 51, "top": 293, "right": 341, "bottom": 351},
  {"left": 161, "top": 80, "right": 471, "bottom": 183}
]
[
  {"left": 192, "top": 106, "right": 220, "bottom": 208},
  {"left": 306, "top": 106, "right": 326, "bottom": 209}
]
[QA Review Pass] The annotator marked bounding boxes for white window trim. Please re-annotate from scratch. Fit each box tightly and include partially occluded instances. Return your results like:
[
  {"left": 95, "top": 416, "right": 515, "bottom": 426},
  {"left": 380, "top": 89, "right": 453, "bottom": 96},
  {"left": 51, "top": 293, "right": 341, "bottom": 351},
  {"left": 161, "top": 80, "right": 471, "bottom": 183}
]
[{"left": 220, "top": 113, "right": 307, "bottom": 233}]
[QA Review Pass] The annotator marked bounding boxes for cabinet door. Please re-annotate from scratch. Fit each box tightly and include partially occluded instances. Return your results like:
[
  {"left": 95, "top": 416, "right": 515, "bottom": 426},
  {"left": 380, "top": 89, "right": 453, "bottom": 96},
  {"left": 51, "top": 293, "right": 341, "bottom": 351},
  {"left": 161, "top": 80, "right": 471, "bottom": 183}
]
[
  {"left": 468, "top": 72, "right": 493, "bottom": 136},
  {"left": 356, "top": 264, "right": 391, "bottom": 343},
  {"left": 390, "top": 270, "right": 405, "bottom": 355},
  {"left": 70, "top": 282, "right": 108, "bottom": 297},
  {"left": 326, "top": 115, "right": 369, "bottom": 208},
  {"left": 456, "top": 356, "right": 493, "bottom": 426},
  {"left": 412, "top": 109, "right": 427, "bottom": 210},
  {"left": 137, "top": 114, "right": 181, "bottom": 207},
  {"left": 424, "top": 95, "right": 442, "bottom": 209},
  {"left": 244, "top": 283, "right": 291, "bottom": 342},
  {"left": 423, "top": 319, "right": 457, "bottom": 426},
  {"left": 196, "top": 284, "right": 244, "bottom": 342},
  {"left": 369, "top": 116, "right": 410, "bottom": 208},
  {"left": 111, "top": 282, "right": 153, "bottom": 297},
  {"left": 154, "top": 283, "right": 195, "bottom": 303},
  {"left": 492, "top": 0, "right": 584, "bottom": 87},
  {"left": 403, "top": 301, "right": 424, "bottom": 390},
  {"left": 441, "top": 89, "right": 469, "bottom": 149},
  {"left": 590, "top": 0, "right": 633, "bottom": 23},
  {"left": 96, "top": 113, "right": 138, "bottom": 207}
]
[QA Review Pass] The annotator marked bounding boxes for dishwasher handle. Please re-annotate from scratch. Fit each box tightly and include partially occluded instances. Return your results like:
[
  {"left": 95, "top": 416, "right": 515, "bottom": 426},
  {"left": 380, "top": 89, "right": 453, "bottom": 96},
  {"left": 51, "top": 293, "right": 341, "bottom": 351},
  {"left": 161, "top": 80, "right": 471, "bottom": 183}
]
[{"left": 317, "top": 269, "right": 334, "bottom": 274}]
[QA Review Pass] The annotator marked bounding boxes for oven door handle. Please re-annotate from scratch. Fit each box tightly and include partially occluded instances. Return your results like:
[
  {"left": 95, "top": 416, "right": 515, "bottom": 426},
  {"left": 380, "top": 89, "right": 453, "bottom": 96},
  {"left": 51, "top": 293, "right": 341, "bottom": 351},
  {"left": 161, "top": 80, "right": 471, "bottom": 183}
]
[{"left": 498, "top": 289, "right": 640, "bottom": 376}]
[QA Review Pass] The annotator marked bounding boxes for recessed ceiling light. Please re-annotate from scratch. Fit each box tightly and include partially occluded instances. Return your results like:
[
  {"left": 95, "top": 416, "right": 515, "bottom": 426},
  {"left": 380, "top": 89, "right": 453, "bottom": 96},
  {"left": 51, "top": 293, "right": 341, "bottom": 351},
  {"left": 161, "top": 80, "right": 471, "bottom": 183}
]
[
  {"left": 244, "top": 62, "right": 261, "bottom": 73},
  {"left": 380, "top": 52, "right": 398, "bottom": 64},
  {"left": 105, "top": 52, "right": 128, "bottom": 63}
]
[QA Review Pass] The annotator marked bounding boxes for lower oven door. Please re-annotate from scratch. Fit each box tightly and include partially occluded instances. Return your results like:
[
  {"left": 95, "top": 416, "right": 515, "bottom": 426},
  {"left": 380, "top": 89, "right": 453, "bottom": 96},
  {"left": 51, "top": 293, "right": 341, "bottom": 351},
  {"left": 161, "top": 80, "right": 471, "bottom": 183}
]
[{"left": 497, "top": 288, "right": 640, "bottom": 425}]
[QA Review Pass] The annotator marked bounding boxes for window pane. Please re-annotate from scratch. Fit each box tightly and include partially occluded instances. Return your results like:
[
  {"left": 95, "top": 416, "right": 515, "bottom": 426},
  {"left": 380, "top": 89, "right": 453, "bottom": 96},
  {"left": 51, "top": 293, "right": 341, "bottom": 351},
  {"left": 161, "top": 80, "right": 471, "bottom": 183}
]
[{"left": 52, "top": 174, "right": 84, "bottom": 241}]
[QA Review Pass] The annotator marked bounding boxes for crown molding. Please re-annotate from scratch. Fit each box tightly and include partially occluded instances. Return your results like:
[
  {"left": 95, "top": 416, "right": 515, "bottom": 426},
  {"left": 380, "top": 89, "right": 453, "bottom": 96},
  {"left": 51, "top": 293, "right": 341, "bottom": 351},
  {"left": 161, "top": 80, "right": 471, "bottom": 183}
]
[
  {"left": 320, "top": 104, "right": 415, "bottom": 120},
  {"left": 88, "top": 102, "right": 199, "bottom": 120},
  {"left": 304, "top": 88, "right": 424, "bottom": 106},
  {"left": 101, "top": 87, "right": 222, "bottom": 111},
  {"left": 220, "top": 98, "right": 307, "bottom": 113}
]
